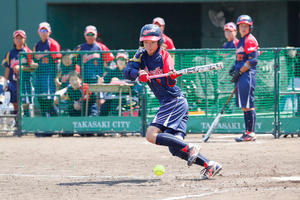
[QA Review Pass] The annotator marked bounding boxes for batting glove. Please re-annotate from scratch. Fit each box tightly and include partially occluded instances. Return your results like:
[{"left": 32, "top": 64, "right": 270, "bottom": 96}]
[
  {"left": 229, "top": 65, "right": 235, "bottom": 76},
  {"left": 139, "top": 71, "right": 149, "bottom": 82},
  {"left": 169, "top": 71, "right": 181, "bottom": 80},
  {"left": 231, "top": 71, "right": 243, "bottom": 83}
]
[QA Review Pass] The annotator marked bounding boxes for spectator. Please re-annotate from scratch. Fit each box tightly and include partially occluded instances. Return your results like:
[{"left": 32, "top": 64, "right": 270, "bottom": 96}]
[
  {"left": 100, "top": 50, "right": 130, "bottom": 116},
  {"left": 153, "top": 17, "right": 175, "bottom": 50},
  {"left": 33, "top": 22, "right": 61, "bottom": 117},
  {"left": 223, "top": 22, "right": 239, "bottom": 49},
  {"left": 104, "top": 49, "right": 129, "bottom": 83},
  {"left": 58, "top": 71, "right": 97, "bottom": 116},
  {"left": 56, "top": 50, "right": 80, "bottom": 89},
  {"left": 2, "top": 30, "right": 37, "bottom": 115},
  {"left": 75, "top": 25, "right": 111, "bottom": 84},
  {"left": 75, "top": 25, "right": 113, "bottom": 112}
]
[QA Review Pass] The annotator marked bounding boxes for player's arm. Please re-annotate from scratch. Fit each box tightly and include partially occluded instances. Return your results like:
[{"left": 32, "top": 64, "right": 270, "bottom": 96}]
[
  {"left": 240, "top": 51, "right": 258, "bottom": 73},
  {"left": 163, "top": 51, "right": 179, "bottom": 87},
  {"left": 2, "top": 52, "right": 10, "bottom": 89},
  {"left": 49, "top": 39, "right": 62, "bottom": 61},
  {"left": 98, "top": 43, "right": 115, "bottom": 67},
  {"left": 231, "top": 37, "right": 258, "bottom": 83},
  {"left": 124, "top": 49, "right": 143, "bottom": 81},
  {"left": 21, "top": 52, "right": 38, "bottom": 72}
]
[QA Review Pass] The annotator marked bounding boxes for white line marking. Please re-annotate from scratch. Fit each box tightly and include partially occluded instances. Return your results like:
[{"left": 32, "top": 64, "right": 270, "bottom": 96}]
[
  {"left": 157, "top": 190, "right": 228, "bottom": 200},
  {"left": 272, "top": 176, "right": 300, "bottom": 181},
  {"left": 0, "top": 173, "right": 154, "bottom": 179},
  {"left": 157, "top": 187, "right": 300, "bottom": 200}
]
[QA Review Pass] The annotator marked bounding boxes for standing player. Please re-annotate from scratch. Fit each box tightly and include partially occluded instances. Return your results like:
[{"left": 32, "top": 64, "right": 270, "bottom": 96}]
[
  {"left": 124, "top": 24, "right": 222, "bottom": 180},
  {"left": 75, "top": 25, "right": 111, "bottom": 114},
  {"left": 153, "top": 17, "right": 175, "bottom": 50},
  {"left": 75, "top": 25, "right": 107, "bottom": 84},
  {"left": 33, "top": 22, "right": 61, "bottom": 117},
  {"left": 2, "top": 30, "right": 37, "bottom": 116},
  {"left": 230, "top": 15, "right": 259, "bottom": 142},
  {"left": 223, "top": 22, "right": 239, "bottom": 49}
]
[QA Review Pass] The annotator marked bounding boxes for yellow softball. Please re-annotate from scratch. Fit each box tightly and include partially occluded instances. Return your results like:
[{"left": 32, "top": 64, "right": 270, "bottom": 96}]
[{"left": 153, "top": 164, "right": 165, "bottom": 176}]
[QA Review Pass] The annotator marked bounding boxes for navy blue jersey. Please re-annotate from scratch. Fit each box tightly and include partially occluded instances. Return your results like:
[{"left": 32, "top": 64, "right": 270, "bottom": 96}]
[
  {"left": 223, "top": 38, "right": 239, "bottom": 49},
  {"left": 234, "top": 33, "right": 259, "bottom": 109},
  {"left": 235, "top": 33, "right": 259, "bottom": 72},
  {"left": 2, "top": 46, "right": 33, "bottom": 84},
  {"left": 75, "top": 42, "right": 104, "bottom": 84},
  {"left": 124, "top": 47, "right": 182, "bottom": 104},
  {"left": 33, "top": 37, "right": 61, "bottom": 95}
]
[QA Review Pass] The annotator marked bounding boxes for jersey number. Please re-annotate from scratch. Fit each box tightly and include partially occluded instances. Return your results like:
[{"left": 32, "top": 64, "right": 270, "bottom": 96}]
[
  {"left": 42, "top": 57, "right": 49, "bottom": 64},
  {"left": 237, "top": 54, "right": 244, "bottom": 61}
]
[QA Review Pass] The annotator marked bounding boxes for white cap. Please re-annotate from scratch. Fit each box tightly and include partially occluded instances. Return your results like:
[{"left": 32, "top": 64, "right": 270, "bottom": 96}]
[
  {"left": 38, "top": 22, "right": 51, "bottom": 32},
  {"left": 153, "top": 17, "right": 165, "bottom": 26},
  {"left": 84, "top": 25, "right": 97, "bottom": 35}
]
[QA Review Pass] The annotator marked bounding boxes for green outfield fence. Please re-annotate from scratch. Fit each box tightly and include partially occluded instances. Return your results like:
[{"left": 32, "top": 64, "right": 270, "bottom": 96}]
[{"left": 16, "top": 48, "right": 300, "bottom": 138}]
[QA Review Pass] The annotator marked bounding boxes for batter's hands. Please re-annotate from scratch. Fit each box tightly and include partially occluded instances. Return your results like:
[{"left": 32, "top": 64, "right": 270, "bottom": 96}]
[
  {"left": 139, "top": 70, "right": 149, "bottom": 82},
  {"left": 229, "top": 65, "right": 235, "bottom": 76},
  {"left": 231, "top": 71, "right": 243, "bottom": 83},
  {"left": 169, "top": 70, "right": 181, "bottom": 80}
]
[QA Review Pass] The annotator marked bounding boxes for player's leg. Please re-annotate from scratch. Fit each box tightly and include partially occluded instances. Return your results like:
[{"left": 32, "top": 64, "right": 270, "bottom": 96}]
[
  {"left": 167, "top": 131, "right": 209, "bottom": 166},
  {"left": 146, "top": 125, "right": 201, "bottom": 166},
  {"left": 147, "top": 97, "right": 201, "bottom": 166},
  {"left": 167, "top": 131, "right": 222, "bottom": 179},
  {"left": 235, "top": 74, "right": 256, "bottom": 142}
]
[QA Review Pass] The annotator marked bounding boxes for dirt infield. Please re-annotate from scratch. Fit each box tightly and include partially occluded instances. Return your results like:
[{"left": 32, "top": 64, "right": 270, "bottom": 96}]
[{"left": 0, "top": 134, "right": 299, "bottom": 200}]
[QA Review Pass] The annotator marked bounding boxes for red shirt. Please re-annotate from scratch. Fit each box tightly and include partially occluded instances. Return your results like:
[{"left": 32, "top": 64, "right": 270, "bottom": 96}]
[
  {"left": 162, "top": 34, "right": 175, "bottom": 50},
  {"left": 96, "top": 42, "right": 115, "bottom": 63}
]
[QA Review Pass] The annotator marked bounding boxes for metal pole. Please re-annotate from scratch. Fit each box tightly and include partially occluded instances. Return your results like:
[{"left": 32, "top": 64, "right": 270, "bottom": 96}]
[
  {"left": 17, "top": 53, "right": 22, "bottom": 137},
  {"left": 141, "top": 85, "right": 147, "bottom": 137},
  {"left": 273, "top": 49, "right": 280, "bottom": 139}
]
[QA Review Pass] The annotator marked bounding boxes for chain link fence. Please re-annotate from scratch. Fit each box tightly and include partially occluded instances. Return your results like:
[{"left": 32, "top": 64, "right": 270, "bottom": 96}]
[{"left": 12, "top": 48, "right": 300, "bottom": 137}]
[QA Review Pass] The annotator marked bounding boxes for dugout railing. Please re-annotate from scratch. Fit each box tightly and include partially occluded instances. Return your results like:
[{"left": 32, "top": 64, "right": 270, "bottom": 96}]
[{"left": 17, "top": 48, "right": 300, "bottom": 138}]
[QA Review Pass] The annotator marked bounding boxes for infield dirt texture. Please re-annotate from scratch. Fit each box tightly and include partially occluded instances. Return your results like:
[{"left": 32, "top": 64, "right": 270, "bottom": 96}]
[{"left": 0, "top": 134, "right": 299, "bottom": 200}]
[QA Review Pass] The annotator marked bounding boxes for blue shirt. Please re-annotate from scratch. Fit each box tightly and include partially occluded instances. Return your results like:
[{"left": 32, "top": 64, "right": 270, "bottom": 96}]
[
  {"left": 75, "top": 42, "right": 104, "bottom": 84},
  {"left": 223, "top": 38, "right": 239, "bottom": 49},
  {"left": 2, "top": 46, "right": 32, "bottom": 84}
]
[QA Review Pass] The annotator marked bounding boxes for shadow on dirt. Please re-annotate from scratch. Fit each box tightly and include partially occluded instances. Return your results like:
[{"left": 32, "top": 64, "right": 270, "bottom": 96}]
[{"left": 58, "top": 179, "right": 161, "bottom": 186}]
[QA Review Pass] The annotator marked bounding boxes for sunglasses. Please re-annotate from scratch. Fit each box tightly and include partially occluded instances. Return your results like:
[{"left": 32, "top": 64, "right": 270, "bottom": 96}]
[
  {"left": 39, "top": 29, "right": 48, "bottom": 33},
  {"left": 117, "top": 57, "right": 127, "bottom": 61},
  {"left": 86, "top": 32, "right": 95, "bottom": 37}
]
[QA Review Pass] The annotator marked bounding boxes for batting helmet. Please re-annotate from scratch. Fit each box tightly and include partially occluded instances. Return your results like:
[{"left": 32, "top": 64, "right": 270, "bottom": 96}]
[
  {"left": 236, "top": 15, "right": 253, "bottom": 29},
  {"left": 224, "top": 22, "right": 237, "bottom": 32},
  {"left": 139, "top": 24, "right": 163, "bottom": 46}
]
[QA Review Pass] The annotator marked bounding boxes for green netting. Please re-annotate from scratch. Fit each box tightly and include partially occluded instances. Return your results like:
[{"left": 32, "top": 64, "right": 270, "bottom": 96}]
[
  {"left": 19, "top": 50, "right": 141, "bottom": 118},
  {"left": 18, "top": 48, "right": 300, "bottom": 136},
  {"left": 146, "top": 49, "right": 278, "bottom": 118},
  {"left": 278, "top": 48, "right": 300, "bottom": 134}
]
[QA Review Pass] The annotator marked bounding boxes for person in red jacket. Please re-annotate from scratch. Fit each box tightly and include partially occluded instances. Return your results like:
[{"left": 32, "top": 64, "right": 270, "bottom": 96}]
[{"left": 153, "top": 17, "right": 175, "bottom": 50}]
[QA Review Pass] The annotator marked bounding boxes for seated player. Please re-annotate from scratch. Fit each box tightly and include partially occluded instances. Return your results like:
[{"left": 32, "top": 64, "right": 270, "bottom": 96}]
[{"left": 56, "top": 71, "right": 97, "bottom": 116}]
